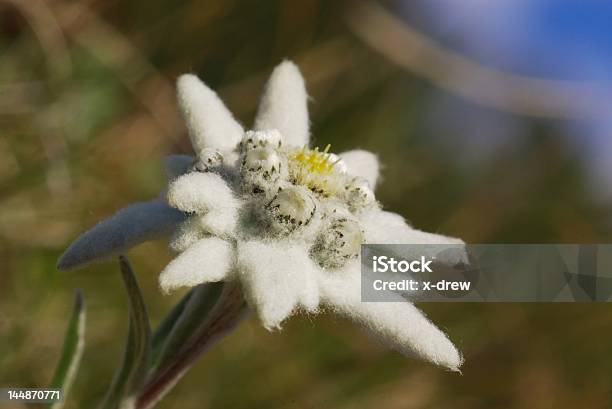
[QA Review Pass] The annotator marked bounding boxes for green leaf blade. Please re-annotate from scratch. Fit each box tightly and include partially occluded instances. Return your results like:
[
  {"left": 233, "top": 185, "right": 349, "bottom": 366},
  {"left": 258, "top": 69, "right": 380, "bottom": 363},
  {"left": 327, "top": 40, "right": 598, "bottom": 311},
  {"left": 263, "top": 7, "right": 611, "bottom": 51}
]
[
  {"left": 48, "top": 290, "right": 86, "bottom": 409},
  {"left": 99, "top": 256, "right": 152, "bottom": 409},
  {"left": 153, "top": 282, "right": 225, "bottom": 371},
  {"left": 150, "top": 289, "right": 194, "bottom": 369}
]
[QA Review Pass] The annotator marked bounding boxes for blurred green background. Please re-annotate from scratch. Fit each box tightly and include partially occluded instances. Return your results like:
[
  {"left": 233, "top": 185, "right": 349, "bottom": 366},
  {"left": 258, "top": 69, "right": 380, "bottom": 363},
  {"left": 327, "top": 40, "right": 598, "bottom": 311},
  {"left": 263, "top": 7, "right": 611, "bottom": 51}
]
[{"left": 2, "top": 0, "right": 612, "bottom": 408}]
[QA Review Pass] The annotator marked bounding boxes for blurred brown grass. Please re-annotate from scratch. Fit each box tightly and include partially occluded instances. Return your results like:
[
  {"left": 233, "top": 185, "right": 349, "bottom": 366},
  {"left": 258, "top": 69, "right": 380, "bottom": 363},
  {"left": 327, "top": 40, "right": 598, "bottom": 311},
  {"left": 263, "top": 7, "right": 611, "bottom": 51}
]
[{"left": 1, "top": 1, "right": 612, "bottom": 408}]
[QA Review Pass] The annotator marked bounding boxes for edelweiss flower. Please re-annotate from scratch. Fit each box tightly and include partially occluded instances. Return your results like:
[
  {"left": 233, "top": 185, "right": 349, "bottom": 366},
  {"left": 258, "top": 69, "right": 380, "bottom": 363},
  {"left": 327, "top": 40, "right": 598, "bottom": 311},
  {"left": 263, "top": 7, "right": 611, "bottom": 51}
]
[{"left": 58, "top": 61, "right": 465, "bottom": 371}]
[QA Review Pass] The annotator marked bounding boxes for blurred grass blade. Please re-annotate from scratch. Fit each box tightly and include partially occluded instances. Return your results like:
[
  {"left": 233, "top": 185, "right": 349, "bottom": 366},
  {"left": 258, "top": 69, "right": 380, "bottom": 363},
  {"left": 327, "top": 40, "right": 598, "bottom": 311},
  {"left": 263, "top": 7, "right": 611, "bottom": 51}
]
[
  {"left": 48, "top": 290, "right": 86, "bottom": 409},
  {"left": 154, "top": 283, "right": 224, "bottom": 371},
  {"left": 99, "top": 256, "right": 152, "bottom": 409},
  {"left": 150, "top": 289, "right": 194, "bottom": 369}
]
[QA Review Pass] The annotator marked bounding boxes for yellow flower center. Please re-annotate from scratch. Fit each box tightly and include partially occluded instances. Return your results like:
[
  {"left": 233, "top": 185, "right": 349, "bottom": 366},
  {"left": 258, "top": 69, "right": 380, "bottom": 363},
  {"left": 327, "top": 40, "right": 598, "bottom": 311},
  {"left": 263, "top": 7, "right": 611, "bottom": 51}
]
[
  {"left": 291, "top": 144, "right": 338, "bottom": 175},
  {"left": 288, "top": 144, "right": 345, "bottom": 197}
]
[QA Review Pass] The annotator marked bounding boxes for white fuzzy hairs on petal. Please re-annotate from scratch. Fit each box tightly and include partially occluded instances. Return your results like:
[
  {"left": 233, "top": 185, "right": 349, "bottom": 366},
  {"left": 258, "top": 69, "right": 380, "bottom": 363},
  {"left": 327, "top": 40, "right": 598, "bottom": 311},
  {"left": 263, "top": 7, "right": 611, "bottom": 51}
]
[
  {"left": 236, "top": 240, "right": 319, "bottom": 330},
  {"left": 254, "top": 61, "right": 310, "bottom": 147},
  {"left": 169, "top": 218, "right": 206, "bottom": 253},
  {"left": 199, "top": 208, "right": 238, "bottom": 237},
  {"left": 159, "top": 237, "right": 232, "bottom": 293},
  {"left": 362, "top": 210, "right": 468, "bottom": 265},
  {"left": 339, "top": 150, "right": 380, "bottom": 189},
  {"left": 318, "top": 265, "right": 462, "bottom": 371},
  {"left": 177, "top": 74, "right": 244, "bottom": 152},
  {"left": 58, "top": 201, "right": 186, "bottom": 271},
  {"left": 362, "top": 210, "right": 462, "bottom": 245},
  {"left": 167, "top": 172, "right": 238, "bottom": 214}
]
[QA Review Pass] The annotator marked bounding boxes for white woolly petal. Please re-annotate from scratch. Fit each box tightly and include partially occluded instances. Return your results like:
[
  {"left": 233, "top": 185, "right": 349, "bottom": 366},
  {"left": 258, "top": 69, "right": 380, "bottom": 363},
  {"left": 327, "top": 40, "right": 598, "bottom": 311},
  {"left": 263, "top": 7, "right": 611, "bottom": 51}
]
[
  {"left": 319, "top": 265, "right": 462, "bottom": 371},
  {"left": 164, "top": 154, "right": 194, "bottom": 181},
  {"left": 169, "top": 217, "right": 206, "bottom": 253},
  {"left": 236, "top": 240, "right": 319, "bottom": 330},
  {"left": 339, "top": 150, "right": 380, "bottom": 189},
  {"left": 58, "top": 201, "right": 185, "bottom": 271},
  {"left": 199, "top": 207, "right": 238, "bottom": 237},
  {"left": 159, "top": 237, "right": 232, "bottom": 292},
  {"left": 167, "top": 172, "right": 237, "bottom": 214},
  {"left": 361, "top": 210, "right": 468, "bottom": 265},
  {"left": 177, "top": 74, "right": 244, "bottom": 152},
  {"left": 326, "top": 153, "right": 347, "bottom": 173},
  {"left": 254, "top": 61, "right": 309, "bottom": 147}
]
